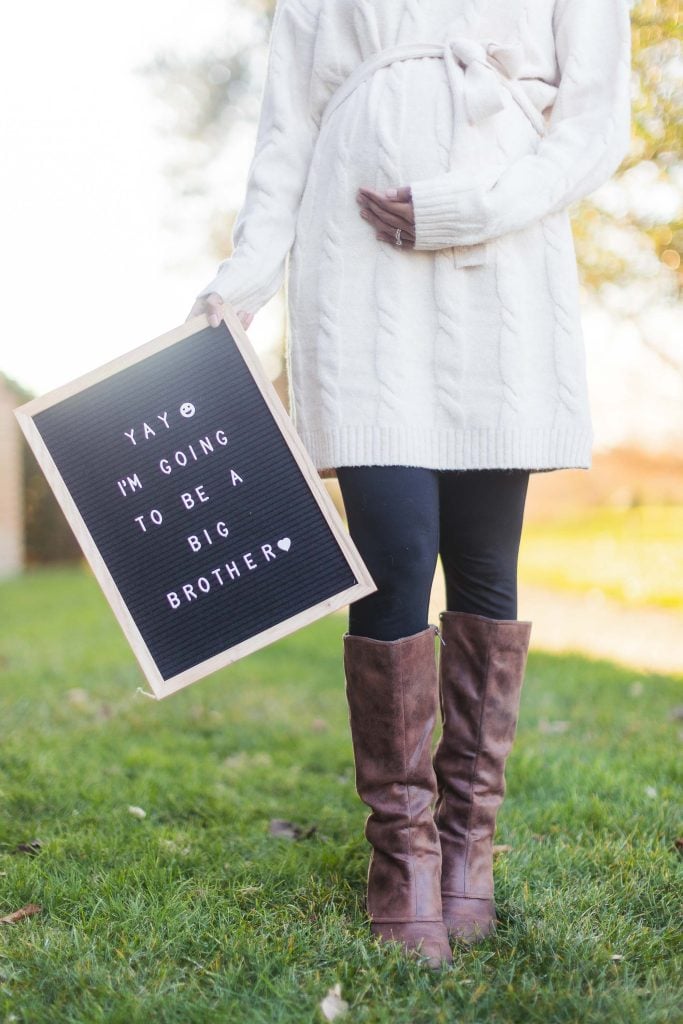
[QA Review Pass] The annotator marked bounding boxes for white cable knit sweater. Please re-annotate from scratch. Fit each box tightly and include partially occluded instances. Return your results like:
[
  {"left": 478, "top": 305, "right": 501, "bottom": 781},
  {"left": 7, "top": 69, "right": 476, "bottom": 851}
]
[{"left": 195, "top": 0, "right": 632, "bottom": 473}]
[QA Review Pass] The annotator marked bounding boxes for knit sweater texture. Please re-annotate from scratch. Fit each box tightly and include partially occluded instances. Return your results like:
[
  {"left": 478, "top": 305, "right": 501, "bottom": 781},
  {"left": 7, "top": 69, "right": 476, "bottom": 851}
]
[{"left": 195, "top": 0, "right": 632, "bottom": 473}]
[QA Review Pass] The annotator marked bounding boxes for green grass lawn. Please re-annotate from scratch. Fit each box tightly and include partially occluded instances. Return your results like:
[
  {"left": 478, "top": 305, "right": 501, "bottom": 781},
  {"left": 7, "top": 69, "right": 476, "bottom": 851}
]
[
  {"left": 519, "top": 505, "right": 683, "bottom": 610},
  {"left": 0, "top": 567, "right": 681, "bottom": 1024}
]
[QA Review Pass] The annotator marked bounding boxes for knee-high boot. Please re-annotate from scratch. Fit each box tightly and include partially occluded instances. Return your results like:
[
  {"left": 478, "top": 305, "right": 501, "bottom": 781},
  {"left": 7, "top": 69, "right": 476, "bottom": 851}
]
[
  {"left": 433, "top": 610, "right": 532, "bottom": 943},
  {"left": 343, "top": 626, "right": 452, "bottom": 968}
]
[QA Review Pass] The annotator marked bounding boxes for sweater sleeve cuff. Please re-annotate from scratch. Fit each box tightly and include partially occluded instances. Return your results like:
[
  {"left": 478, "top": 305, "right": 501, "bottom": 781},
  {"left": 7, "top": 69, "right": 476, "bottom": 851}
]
[
  {"left": 410, "top": 168, "right": 500, "bottom": 256},
  {"left": 194, "top": 258, "right": 283, "bottom": 317}
]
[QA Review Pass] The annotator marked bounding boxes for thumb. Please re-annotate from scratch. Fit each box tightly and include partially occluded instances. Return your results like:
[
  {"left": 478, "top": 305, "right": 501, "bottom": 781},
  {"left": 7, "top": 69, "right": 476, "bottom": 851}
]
[{"left": 205, "top": 292, "right": 224, "bottom": 328}]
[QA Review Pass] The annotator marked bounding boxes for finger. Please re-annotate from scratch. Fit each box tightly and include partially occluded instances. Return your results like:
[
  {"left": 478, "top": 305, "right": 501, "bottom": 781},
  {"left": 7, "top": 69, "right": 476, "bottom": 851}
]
[
  {"left": 359, "top": 184, "right": 411, "bottom": 203},
  {"left": 373, "top": 185, "right": 413, "bottom": 204},
  {"left": 358, "top": 194, "right": 415, "bottom": 232},
  {"left": 187, "top": 300, "right": 210, "bottom": 322},
  {"left": 358, "top": 190, "right": 411, "bottom": 218},
  {"left": 391, "top": 186, "right": 413, "bottom": 203},
  {"left": 358, "top": 187, "right": 415, "bottom": 225},
  {"left": 358, "top": 192, "right": 417, "bottom": 230},
  {"left": 186, "top": 293, "right": 224, "bottom": 325},
  {"left": 204, "top": 292, "right": 223, "bottom": 327},
  {"left": 360, "top": 203, "right": 415, "bottom": 241},
  {"left": 358, "top": 198, "right": 409, "bottom": 230},
  {"left": 360, "top": 190, "right": 413, "bottom": 220},
  {"left": 359, "top": 205, "right": 389, "bottom": 234}
]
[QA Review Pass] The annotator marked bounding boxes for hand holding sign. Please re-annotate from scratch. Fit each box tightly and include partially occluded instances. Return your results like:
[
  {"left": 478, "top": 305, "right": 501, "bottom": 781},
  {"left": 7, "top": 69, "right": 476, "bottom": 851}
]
[{"left": 186, "top": 293, "right": 253, "bottom": 332}]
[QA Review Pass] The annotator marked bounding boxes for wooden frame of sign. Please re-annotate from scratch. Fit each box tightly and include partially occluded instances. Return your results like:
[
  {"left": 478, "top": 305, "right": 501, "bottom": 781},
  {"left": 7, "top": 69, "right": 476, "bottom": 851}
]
[{"left": 15, "top": 305, "right": 376, "bottom": 699}]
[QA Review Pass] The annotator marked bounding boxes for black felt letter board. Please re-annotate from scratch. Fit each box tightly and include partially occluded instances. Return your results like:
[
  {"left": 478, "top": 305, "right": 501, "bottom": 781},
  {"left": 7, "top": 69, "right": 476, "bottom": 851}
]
[{"left": 18, "top": 317, "right": 374, "bottom": 697}]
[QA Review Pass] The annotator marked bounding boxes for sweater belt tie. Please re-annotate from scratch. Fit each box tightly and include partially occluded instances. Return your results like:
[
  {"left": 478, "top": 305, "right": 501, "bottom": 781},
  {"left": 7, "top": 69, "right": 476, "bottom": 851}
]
[
  {"left": 444, "top": 36, "right": 524, "bottom": 123},
  {"left": 320, "top": 36, "right": 545, "bottom": 137}
]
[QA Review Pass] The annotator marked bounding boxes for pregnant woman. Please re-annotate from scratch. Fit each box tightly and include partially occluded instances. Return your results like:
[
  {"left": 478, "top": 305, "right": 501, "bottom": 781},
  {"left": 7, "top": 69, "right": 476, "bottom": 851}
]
[{"left": 187, "top": 0, "right": 632, "bottom": 969}]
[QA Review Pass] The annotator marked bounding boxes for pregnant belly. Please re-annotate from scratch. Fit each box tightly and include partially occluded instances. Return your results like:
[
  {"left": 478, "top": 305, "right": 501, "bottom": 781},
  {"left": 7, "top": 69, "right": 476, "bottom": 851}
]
[{"left": 296, "top": 53, "right": 540, "bottom": 249}]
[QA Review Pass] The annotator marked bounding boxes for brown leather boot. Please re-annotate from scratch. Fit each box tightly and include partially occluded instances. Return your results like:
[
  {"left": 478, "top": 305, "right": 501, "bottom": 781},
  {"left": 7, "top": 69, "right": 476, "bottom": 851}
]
[
  {"left": 343, "top": 626, "right": 452, "bottom": 968},
  {"left": 433, "top": 610, "right": 532, "bottom": 944}
]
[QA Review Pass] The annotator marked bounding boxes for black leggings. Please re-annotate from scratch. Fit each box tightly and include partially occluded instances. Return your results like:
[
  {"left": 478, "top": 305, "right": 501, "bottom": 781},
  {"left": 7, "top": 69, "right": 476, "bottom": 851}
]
[{"left": 336, "top": 466, "right": 530, "bottom": 642}]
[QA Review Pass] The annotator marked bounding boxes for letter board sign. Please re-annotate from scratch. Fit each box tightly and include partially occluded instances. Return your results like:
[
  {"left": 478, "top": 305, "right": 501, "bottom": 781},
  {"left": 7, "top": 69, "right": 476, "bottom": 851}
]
[{"left": 15, "top": 307, "right": 376, "bottom": 699}]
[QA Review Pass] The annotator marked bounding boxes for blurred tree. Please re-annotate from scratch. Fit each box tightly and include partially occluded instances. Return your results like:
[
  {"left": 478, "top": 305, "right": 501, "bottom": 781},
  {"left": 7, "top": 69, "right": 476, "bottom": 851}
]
[
  {"left": 572, "top": 0, "right": 681, "bottom": 378},
  {"left": 139, "top": 0, "right": 681, "bottom": 375},
  {"left": 23, "top": 442, "right": 82, "bottom": 565},
  {"left": 139, "top": 0, "right": 276, "bottom": 263},
  {"left": 6, "top": 377, "right": 82, "bottom": 566}
]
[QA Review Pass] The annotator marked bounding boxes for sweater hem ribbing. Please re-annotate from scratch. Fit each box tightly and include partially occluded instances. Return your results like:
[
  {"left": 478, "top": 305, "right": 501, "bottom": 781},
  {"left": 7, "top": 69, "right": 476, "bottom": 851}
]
[{"left": 298, "top": 425, "right": 593, "bottom": 472}]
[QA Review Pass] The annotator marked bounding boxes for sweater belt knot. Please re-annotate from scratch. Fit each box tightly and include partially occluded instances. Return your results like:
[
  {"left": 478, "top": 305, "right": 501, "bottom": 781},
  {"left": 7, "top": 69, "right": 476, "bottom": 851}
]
[{"left": 443, "top": 36, "right": 526, "bottom": 124}]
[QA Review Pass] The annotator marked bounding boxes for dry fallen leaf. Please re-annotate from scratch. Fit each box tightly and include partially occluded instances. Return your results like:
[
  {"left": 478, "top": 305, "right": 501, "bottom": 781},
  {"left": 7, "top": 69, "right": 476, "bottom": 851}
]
[
  {"left": 223, "top": 751, "right": 273, "bottom": 770},
  {"left": 610, "top": 954, "right": 624, "bottom": 962},
  {"left": 320, "top": 983, "right": 348, "bottom": 1021},
  {"left": 12, "top": 839, "right": 42, "bottom": 856},
  {"left": 0, "top": 904, "right": 42, "bottom": 925},
  {"left": 538, "top": 719, "right": 571, "bottom": 734},
  {"left": 268, "top": 819, "right": 317, "bottom": 841},
  {"left": 127, "top": 806, "right": 147, "bottom": 819},
  {"left": 67, "top": 688, "right": 91, "bottom": 708},
  {"left": 644, "top": 786, "right": 657, "bottom": 799},
  {"left": 159, "top": 839, "right": 191, "bottom": 855},
  {"left": 493, "top": 844, "right": 512, "bottom": 855},
  {"left": 269, "top": 819, "right": 301, "bottom": 839}
]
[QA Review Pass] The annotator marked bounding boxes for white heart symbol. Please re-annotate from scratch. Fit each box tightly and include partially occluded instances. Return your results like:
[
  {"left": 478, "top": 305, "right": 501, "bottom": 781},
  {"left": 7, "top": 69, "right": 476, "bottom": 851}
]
[{"left": 277, "top": 537, "right": 291, "bottom": 552}]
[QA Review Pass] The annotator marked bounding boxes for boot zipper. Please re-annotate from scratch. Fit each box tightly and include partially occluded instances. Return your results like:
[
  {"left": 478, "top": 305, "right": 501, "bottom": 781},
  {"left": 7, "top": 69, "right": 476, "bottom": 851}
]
[{"left": 432, "top": 624, "right": 446, "bottom": 647}]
